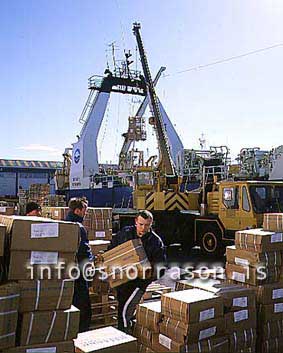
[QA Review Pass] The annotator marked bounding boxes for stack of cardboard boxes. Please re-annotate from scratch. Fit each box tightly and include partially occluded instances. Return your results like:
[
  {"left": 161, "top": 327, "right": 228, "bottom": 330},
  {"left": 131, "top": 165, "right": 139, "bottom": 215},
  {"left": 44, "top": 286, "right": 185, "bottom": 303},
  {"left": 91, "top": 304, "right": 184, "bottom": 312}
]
[
  {"left": 225, "top": 216, "right": 283, "bottom": 353},
  {"left": 43, "top": 194, "right": 66, "bottom": 207},
  {"left": 0, "top": 215, "right": 82, "bottom": 352},
  {"left": 176, "top": 278, "right": 257, "bottom": 352},
  {"left": 41, "top": 206, "right": 113, "bottom": 241},
  {"left": 89, "top": 238, "right": 118, "bottom": 329},
  {"left": 0, "top": 283, "right": 20, "bottom": 351},
  {"left": 258, "top": 213, "right": 283, "bottom": 353},
  {"left": 84, "top": 208, "right": 112, "bottom": 241},
  {"left": 28, "top": 184, "right": 50, "bottom": 205},
  {"left": 134, "top": 288, "right": 229, "bottom": 352}
]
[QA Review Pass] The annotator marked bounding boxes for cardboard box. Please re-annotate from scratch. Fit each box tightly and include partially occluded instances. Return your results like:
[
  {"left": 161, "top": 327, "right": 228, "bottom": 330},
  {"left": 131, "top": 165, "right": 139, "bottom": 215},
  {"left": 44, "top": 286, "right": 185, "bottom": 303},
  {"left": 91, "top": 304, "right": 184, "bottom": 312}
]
[
  {"left": 261, "top": 336, "right": 283, "bottom": 353},
  {"left": 225, "top": 263, "right": 280, "bottom": 286},
  {"left": 18, "top": 305, "right": 79, "bottom": 346},
  {"left": 106, "top": 260, "right": 152, "bottom": 288},
  {"left": 89, "top": 240, "right": 111, "bottom": 255},
  {"left": 235, "top": 229, "right": 283, "bottom": 252},
  {"left": 102, "top": 239, "right": 151, "bottom": 288},
  {"left": 152, "top": 333, "right": 229, "bottom": 353},
  {"left": 0, "top": 206, "right": 14, "bottom": 215},
  {"left": 141, "top": 283, "right": 171, "bottom": 302},
  {"left": 133, "top": 324, "right": 152, "bottom": 347},
  {"left": 229, "top": 328, "right": 257, "bottom": 353},
  {"left": 226, "top": 245, "right": 281, "bottom": 267},
  {"left": 256, "top": 282, "right": 283, "bottom": 304},
  {"left": 161, "top": 289, "right": 223, "bottom": 323},
  {"left": 74, "top": 326, "right": 137, "bottom": 353},
  {"left": 258, "top": 302, "right": 283, "bottom": 322},
  {"left": 2, "top": 216, "right": 80, "bottom": 252},
  {"left": 263, "top": 213, "right": 283, "bottom": 232},
  {"left": 8, "top": 251, "right": 76, "bottom": 280},
  {"left": 159, "top": 316, "right": 225, "bottom": 344},
  {"left": 0, "top": 224, "right": 6, "bottom": 257},
  {"left": 176, "top": 278, "right": 256, "bottom": 312},
  {"left": 136, "top": 301, "right": 161, "bottom": 332},
  {"left": 102, "top": 239, "right": 148, "bottom": 268},
  {"left": 18, "top": 280, "right": 74, "bottom": 312},
  {"left": 6, "top": 340, "right": 75, "bottom": 352},
  {"left": 225, "top": 309, "right": 257, "bottom": 334},
  {"left": 0, "top": 283, "right": 19, "bottom": 350}
]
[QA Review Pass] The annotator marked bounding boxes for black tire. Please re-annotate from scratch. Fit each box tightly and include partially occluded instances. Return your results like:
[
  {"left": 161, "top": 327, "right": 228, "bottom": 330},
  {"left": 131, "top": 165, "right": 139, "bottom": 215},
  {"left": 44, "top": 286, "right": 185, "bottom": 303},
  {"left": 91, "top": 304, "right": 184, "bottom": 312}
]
[{"left": 199, "top": 226, "right": 225, "bottom": 257}]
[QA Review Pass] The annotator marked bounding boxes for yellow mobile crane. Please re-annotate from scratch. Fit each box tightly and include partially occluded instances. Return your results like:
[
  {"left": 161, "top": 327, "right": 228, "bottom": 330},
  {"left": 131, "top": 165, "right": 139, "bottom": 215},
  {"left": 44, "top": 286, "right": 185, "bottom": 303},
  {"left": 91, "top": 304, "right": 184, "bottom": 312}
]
[{"left": 115, "top": 23, "right": 283, "bottom": 256}]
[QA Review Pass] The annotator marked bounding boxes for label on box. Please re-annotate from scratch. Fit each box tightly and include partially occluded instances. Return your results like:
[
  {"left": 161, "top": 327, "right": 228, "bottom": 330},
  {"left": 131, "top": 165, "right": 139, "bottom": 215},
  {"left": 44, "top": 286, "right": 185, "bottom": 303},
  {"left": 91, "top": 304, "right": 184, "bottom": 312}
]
[
  {"left": 271, "top": 233, "right": 283, "bottom": 243},
  {"left": 235, "top": 257, "right": 249, "bottom": 266},
  {"left": 96, "top": 231, "right": 106, "bottom": 238},
  {"left": 232, "top": 271, "right": 246, "bottom": 283},
  {"left": 234, "top": 309, "right": 248, "bottom": 322},
  {"left": 274, "top": 303, "right": 283, "bottom": 313},
  {"left": 272, "top": 288, "right": 283, "bottom": 300},
  {"left": 199, "top": 308, "right": 215, "bottom": 322},
  {"left": 30, "top": 251, "right": 58, "bottom": 265},
  {"left": 27, "top": 348, "right": 56, "bottom": 353},
  {"left": 0, "top": 207, "right": 7, "bottom": 212},
  {"left": 31, "top": 223, "right": 59, "bottom": 238},
  {"left": 159, "top": 334, "right": 171, "bottom": 350},
  {"left": 233, "top": 296, "right": 248, "bottom": 307},
  {"left": 54, "top": 210, "right": 59, "bottom": 217},
  {"left": 199, "top": 326, "right": 216, "bottom": 340}
]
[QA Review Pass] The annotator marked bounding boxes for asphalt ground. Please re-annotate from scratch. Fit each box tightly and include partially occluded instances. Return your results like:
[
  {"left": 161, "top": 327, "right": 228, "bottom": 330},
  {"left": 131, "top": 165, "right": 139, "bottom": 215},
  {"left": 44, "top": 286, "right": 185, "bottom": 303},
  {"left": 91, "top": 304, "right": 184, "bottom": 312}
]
[{"left": 156, "top": 244, "right": 226, "bottom": 290}]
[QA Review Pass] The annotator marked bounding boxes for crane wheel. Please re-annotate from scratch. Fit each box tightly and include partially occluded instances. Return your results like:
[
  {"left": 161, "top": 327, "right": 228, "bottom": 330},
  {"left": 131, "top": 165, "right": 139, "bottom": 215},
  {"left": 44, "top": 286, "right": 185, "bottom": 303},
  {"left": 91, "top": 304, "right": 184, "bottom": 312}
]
[{"left": 199, "top": 226, "right": 224, "bottom": 257}]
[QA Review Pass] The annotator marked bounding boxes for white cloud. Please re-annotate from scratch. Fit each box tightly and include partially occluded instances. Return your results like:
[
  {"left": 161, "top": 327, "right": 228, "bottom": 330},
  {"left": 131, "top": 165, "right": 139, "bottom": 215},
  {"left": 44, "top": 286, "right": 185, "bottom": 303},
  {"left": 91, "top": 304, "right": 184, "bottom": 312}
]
[{"left": 17, "top": 144, "right": 61, "bottom": 154}]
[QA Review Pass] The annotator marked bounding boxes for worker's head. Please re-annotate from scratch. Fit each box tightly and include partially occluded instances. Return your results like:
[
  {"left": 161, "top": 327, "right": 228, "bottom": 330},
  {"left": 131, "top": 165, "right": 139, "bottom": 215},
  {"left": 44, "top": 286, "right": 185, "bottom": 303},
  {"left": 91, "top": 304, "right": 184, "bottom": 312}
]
[
  {"left": 26, "top": 202, "right": 42, "bottom": 217},
  {"left": 68, "top": 197, "right": 88, "bottom": 218},
  {"left": 135, "top": 210, "right": 153, "bottom": 237}
]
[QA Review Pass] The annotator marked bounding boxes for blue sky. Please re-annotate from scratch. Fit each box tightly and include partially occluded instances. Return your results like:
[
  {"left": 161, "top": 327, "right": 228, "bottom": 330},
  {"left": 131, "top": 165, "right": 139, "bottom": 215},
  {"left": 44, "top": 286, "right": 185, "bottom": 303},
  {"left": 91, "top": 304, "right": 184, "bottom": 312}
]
[{"left": 1, "top": 0, "right": 283, "bottom": 163}]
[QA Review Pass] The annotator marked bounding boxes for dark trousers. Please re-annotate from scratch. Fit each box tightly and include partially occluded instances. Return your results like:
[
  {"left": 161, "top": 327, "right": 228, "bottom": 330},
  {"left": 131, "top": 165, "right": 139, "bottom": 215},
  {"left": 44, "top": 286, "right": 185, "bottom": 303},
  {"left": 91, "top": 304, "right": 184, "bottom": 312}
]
[
  {"left": 117, "top": 282, "right": 145, "bottom": 333},
  {"left": 73, "top": 278, "right": 91, "bottom": 333}
]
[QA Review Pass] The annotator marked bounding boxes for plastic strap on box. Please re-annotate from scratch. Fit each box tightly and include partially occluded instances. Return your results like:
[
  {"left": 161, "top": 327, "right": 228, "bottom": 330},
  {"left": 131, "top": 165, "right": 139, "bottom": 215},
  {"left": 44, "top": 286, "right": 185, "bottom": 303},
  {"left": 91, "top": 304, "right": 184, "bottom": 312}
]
[
  {"left": 64, "top": 311, "right": 70, "bottom": 341},
  {"left": 45, "top": 311, "right": 57, "bottom": 343},
  {"left": 233, "top": 332, "right": 237, "bottom": 351},
  {"left": 26, "top": 312, "right": 34, "bottom": 345},
  {"left": 207, "top": 338, "right": 212, "bottom": 352},
  {"left": 179, "top": 300, "right": 183, "bottom": 321},
  {"left": 0, "top": 293, "right": 20, "bottom": 301},
  {"left": 243, "top": 329, "right": 247, "bottom": 344},
  {"left": 34, "top": 280, "right": 41, "bottom": 310},
  {"left": 0, "top": 332, "right": 16, "bottom": 341},
  {"left": 175, "top": 320, "right": 180, "bottom": 341},
  {"left": 56, "top": 280, "right": 65, "bottom": 310}
]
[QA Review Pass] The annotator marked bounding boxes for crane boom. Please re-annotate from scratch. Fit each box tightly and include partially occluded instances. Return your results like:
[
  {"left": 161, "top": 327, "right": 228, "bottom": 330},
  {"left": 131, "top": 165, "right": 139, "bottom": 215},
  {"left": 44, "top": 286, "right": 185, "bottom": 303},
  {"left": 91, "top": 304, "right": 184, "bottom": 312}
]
[{"left": 133, "top": 22, "right": 176, "bottom": 177}]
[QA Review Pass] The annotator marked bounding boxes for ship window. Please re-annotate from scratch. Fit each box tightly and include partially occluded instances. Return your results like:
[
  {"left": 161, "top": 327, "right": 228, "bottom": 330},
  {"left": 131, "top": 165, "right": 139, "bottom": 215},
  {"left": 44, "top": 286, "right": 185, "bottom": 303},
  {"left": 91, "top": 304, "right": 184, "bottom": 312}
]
[{"left": 242, "top": 186, "right": 250, "bottom": 212}]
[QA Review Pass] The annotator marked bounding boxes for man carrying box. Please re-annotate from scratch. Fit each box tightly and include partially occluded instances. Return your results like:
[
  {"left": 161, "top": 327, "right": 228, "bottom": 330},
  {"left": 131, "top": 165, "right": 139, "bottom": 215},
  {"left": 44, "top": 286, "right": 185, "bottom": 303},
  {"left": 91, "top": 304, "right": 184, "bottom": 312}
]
[
  {"left": 65, "top": 197, "right": 94, "bottom": 332},
  {"left": 110, "top": 210, "right": 166, "bottom": 333}
]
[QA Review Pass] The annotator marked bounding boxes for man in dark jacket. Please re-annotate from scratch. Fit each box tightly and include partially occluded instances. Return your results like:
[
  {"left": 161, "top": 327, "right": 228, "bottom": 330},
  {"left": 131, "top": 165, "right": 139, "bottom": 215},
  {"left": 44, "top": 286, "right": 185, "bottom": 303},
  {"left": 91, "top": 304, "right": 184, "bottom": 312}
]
[
  {"left": 110, "top": 210, "right": 166, "bottom": 332},
  {"left": 65, "top": 197, "right": 94, "bottom": 332}
]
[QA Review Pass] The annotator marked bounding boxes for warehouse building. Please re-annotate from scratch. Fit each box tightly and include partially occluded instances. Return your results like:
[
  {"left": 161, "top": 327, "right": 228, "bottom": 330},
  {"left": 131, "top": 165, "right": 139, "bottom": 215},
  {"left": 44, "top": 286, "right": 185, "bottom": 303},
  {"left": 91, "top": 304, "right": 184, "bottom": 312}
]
[{"left": 0, "top": 159, "right": 63, "bottom": 198}]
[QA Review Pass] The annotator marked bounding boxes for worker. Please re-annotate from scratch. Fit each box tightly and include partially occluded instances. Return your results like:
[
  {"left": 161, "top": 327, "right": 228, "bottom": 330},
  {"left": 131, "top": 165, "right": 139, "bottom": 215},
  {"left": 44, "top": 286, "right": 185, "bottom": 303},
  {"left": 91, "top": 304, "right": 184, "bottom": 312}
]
[
  {"left": 110, "top": 210, "right": 167, "bottom": 333},
  {"left": 65, "top": 197, "right": 94, "bottom": 332},
  {"left": 25, "top": 202, "right": 42, "bottom": 216}
]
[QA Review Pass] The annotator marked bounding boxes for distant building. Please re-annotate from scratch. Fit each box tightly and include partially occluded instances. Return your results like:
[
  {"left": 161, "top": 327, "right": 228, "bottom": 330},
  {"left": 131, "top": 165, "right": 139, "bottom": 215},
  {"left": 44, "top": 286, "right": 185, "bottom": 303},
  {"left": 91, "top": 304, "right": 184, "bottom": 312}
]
[{"left": 0, "top": 159, "right": 63, "bottom": 197}]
